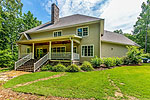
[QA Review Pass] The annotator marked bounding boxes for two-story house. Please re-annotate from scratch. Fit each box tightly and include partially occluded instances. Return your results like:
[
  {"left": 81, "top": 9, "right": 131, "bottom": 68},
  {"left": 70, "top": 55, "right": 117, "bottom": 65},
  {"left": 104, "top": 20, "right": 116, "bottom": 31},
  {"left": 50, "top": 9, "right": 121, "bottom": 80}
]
[{"left": 15, "top": 3, "right": 139, "bottom": 72}]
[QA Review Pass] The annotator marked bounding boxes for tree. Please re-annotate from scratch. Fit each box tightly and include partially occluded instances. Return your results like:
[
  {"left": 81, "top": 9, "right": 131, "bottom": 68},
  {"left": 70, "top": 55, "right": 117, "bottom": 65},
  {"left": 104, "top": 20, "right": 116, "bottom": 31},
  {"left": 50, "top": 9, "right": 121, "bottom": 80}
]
[
  {"left": 114, "top": 29, "right": 123, "bottom": 34},
  {"left": 133, "top": 0, "right": 150, "bottom": 53},
  {"left": 0, "top": 0, "right": 42, "bottom": 67},
  {"left": 22, "top": 11, "right": 42, "bottom": 32}
]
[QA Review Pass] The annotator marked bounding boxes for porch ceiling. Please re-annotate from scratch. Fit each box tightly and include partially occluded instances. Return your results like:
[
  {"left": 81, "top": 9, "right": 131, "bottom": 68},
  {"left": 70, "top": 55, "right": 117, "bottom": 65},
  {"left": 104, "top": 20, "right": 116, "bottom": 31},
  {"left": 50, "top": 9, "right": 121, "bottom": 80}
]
[{"left": 16, "top": 35, "right": 82, "bottom": 45}]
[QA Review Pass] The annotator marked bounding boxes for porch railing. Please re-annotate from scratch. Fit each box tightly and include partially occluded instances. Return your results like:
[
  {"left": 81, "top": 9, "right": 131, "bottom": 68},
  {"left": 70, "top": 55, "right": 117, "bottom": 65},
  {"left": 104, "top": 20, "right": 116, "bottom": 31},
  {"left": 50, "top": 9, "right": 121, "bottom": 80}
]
[
  {"left": 51, "top": 52, "right": 79, "bottom": 60},
  {"left": 51, "top": 52, "right": 71, "bottom": 60},
  {"left": 15, "top": 53, "right": 32, "bottom": 70},
  {"left": 34, "top": 53, "right": 49, "bottom": 72},
  {"left": 73, "top": 53, "right": 80, "bottom": 60}
]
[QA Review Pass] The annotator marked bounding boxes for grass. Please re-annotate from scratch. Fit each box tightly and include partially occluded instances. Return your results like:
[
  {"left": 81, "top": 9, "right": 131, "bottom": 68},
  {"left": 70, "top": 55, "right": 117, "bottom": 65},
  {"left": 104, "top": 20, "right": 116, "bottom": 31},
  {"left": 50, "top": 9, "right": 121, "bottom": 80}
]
[
  {"left": 12, "top": 71, "right": 115, "bottom": 99},
  {"left": 3, "top": 72, "right": 60, "bottom": 88},
  {"left": 3, "top": 63, "right": 150, "bottom": 99},
  {"left": 105, "top": 63, "right": 150, "bottom": 99}
]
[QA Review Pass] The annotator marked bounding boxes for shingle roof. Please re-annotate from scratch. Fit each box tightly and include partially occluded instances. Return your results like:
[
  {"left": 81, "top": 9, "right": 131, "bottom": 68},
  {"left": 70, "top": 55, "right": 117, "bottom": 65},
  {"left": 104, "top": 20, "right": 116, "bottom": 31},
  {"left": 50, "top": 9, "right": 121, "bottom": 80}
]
[
  {"left": 102, "top": 30, "right": 140, "bottom": 46},
  {"left": 23, "top": 14, "right": 101, "bottom": 34}
]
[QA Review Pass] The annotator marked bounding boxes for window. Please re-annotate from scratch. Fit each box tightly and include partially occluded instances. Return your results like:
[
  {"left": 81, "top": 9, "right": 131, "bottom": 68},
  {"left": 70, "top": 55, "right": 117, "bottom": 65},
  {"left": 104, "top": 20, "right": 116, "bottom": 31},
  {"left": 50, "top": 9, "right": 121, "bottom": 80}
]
[
  {"left": 53, "top": 31, "right": 62, "bottom": 37},
  {"left": 77, "top": 26, "right": 88, "bottom": 37},
  {"left": 26, "top": 48, "right": 31, "bottom": 53},
  {"left": 73, "top": 46, "right": 77, "bottom": 53},
  {"left": 81, "top": 45, "right": 94, "bottom": 57},
  {"left": 52, "top": 47, "right": 66, "bottom": 53}
]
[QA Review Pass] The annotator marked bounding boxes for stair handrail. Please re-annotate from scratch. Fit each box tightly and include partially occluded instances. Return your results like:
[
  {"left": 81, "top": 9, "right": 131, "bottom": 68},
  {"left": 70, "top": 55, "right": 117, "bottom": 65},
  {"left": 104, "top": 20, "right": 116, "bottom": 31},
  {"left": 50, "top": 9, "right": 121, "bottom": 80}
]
[
  {"left": 34, "top": 53, "right": 49, "bottom": 72},
  {"left": 15, "top": 53, "right": 32, "bottom": 70}
]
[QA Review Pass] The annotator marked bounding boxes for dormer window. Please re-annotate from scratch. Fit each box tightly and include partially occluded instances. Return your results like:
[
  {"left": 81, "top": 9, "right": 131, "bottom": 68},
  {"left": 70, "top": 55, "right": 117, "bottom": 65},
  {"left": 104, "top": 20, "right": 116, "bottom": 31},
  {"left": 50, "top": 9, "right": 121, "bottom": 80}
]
[
  {"left": 53, "top": 31, "right": 62, "bottom": 37},
  {"left": 77, "top": 26, "right": 89, "bottom": 37}
]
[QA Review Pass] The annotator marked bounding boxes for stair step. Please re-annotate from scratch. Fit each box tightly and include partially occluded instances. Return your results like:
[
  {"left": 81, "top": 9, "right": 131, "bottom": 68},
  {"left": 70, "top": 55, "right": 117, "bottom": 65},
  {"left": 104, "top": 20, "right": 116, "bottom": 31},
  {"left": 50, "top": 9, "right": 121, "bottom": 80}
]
[{"left": 16, "top": 59, "right": 38, "bottom": 72}]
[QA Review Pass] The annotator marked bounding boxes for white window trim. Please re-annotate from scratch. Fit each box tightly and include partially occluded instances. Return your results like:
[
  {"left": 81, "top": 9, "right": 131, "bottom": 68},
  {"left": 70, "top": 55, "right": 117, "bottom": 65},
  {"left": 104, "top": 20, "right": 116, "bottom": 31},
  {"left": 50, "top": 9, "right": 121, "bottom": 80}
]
[
  {"left": 73, "top": 46, "right": 77, "bottom": 53},
  {"left": 81, "top": 44, "right": 94, "bottom": 57},
  {"left": 76, "top": 26, "right": 89, "bottom": 37},
  {"left": 51, "top": 46, "right": 66, "bottom": 53},
  {"left": 53, "top": 30, "right": 62, "bottom": 37}
]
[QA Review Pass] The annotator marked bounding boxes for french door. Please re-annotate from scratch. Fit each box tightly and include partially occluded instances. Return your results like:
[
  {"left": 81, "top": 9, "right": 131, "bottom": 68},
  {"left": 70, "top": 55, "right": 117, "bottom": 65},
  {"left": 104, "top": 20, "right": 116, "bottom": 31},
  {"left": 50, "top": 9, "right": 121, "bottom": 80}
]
[{"left": 36, "top": 48, "right": 47, "bottom": 59}]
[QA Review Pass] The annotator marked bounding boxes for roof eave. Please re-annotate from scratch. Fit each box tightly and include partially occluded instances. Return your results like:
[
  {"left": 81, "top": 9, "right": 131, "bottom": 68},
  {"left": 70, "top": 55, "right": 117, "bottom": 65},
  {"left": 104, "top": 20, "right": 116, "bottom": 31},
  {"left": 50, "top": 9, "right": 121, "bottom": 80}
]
[{"left": 101, "top": 40, "right": 140, "bottom": 47}]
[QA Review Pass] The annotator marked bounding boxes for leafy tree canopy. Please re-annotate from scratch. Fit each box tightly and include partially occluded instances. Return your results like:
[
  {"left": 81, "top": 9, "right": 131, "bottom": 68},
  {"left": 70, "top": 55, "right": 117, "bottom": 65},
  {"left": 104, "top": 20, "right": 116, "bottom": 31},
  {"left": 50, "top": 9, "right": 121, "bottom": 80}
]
[
  {"left": 114, "top": 29, "right": 123, "bottom": 34},
  {"left": 0, "top": 0, "right": 42, "bottom": 68}
]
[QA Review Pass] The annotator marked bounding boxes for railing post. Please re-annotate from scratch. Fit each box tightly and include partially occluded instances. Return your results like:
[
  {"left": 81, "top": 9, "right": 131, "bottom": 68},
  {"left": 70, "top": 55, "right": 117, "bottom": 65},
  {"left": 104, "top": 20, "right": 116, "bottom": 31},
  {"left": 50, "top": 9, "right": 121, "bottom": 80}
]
[
  {"left": 49, "top": 41, "right": 51, "bottom": 59},
  {"left": 34, "top": 63, "right": 35, "bottom": 72},
  {"left": 71, "top": 39, "right": 74, "bottom": 63},
  {"left": 32, "top": 43, "right": 34, "bottom": 59},
  {"left": 15, "top": 62, "right": 16, "bottom": 70}
]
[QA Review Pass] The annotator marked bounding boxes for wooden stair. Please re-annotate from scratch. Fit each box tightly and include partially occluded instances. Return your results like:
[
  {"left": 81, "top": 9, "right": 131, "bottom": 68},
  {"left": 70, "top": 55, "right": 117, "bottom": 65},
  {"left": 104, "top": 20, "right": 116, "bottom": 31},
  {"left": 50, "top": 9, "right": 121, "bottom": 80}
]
[{"left": 16, "top": 59, "right": 38, "bottom": 72}]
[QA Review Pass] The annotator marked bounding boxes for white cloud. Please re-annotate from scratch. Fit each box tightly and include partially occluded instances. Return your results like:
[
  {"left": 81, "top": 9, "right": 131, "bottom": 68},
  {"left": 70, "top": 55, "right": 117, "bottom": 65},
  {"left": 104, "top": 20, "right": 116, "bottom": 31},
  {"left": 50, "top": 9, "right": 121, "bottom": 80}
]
[
  {"left": 42, "top": 0, "right": 147, "bottom": 33},
  {"left": 100, "top": 0, "right": 147, "bottom": 33}
]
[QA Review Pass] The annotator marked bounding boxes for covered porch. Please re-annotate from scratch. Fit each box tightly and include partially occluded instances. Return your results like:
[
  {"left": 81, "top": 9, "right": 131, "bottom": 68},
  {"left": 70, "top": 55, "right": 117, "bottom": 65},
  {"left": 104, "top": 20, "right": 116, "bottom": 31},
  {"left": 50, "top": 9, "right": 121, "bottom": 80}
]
[{"left": 17, "top": 35, "right": 82, "bottom": 61}]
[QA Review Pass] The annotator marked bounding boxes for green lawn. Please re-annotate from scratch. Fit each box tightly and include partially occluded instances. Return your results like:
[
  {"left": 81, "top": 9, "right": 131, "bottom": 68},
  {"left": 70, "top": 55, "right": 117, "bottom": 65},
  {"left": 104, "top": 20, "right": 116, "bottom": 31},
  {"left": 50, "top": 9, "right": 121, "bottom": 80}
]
[
  {"left": 3, "top": 63, "right": 150, "bottom": 99},
  {"left": 105, "top": 63, "right": 150, "bottom": 99},
  {"left": 3, "top": 72, "right": 60, "bottom": 88}
]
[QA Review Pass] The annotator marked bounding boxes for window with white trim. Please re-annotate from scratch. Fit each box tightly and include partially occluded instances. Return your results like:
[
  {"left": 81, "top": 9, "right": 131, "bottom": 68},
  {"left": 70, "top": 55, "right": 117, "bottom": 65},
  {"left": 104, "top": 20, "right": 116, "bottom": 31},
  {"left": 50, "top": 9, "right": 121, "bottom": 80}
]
[
  {"left": 77, "top": 26, "right": 88, "bottom": 37},
  {"left": 53, "top": 31, "right": 62, "bottom": 37},
  {"left": 81, "top": 45, "right": 94, "bottom": 57}
]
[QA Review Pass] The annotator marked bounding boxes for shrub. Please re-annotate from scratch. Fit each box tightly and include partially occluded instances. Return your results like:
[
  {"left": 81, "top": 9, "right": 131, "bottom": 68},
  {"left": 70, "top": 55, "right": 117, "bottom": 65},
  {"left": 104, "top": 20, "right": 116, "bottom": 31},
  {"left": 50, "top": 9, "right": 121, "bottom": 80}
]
[
  {"left": 67, "top": 64, "right": 80, "bottom": 72},
  {"left": 122, "top": 56, "right": 130, "bottom": 65},
  {"left": 126, "top": 46, "right": 143, "bottom": 64},
  {"left": 91, "top": 56, "right": 103, "bottom": 68},
  {"left": 115, "top": 57, "right": 123, "bottom": 66},
  {"left": 52, "top": 63, "right": 66, "bottom": 72},
  {"left": 103, "top": 57, "right": 116, "bottom": 67},
  {"left": 81, "top": 61, "right": 94, "bottom": 71},
  {"left": 41, "top": 64, "right": 53, "bottom": 71}
]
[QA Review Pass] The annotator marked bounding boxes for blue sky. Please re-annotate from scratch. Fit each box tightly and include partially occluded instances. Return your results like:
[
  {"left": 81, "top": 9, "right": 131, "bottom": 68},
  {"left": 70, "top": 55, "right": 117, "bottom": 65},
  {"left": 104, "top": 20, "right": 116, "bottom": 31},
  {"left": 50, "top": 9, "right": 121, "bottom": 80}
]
[{"left": 22, "top": 0, "right": 146, "bottom": 33}]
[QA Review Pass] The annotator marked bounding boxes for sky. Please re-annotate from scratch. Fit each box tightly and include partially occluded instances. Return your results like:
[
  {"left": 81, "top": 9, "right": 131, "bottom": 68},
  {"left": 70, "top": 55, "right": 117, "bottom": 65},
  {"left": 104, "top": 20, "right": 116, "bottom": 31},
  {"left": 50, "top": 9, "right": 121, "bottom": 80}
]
[{"left": 22, "top": 0, "right": 147, "bottom": 33}]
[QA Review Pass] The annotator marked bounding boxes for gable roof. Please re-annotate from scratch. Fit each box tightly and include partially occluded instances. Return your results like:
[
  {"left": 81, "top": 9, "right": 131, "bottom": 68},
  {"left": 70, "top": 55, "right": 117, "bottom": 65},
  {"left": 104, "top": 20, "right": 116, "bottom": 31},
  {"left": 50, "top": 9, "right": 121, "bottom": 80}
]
[
  {"left": 22, "top": 14, "right": 101, "bottom": 34},
  {"left": 101, "top": 30, "right": 140, "bottom": 46}
]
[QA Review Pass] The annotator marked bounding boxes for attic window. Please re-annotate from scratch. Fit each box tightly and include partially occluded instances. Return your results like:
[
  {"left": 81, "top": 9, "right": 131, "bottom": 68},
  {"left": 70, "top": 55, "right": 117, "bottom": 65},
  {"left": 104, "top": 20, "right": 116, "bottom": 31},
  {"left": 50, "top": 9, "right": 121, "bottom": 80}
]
[
  {"left": 53, "top": 31, "right": 62, "bottom": 37},
  {"left": 77, "top": 26, "right": 89, "bottom": 37}
]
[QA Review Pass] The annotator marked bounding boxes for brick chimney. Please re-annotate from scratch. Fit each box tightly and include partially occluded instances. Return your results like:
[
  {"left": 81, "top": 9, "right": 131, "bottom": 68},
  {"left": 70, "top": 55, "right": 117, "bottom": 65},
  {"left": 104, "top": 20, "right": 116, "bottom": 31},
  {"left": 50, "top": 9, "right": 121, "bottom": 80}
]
[{"left": 51, "top": 3, "right": 59, "bottom": 24}]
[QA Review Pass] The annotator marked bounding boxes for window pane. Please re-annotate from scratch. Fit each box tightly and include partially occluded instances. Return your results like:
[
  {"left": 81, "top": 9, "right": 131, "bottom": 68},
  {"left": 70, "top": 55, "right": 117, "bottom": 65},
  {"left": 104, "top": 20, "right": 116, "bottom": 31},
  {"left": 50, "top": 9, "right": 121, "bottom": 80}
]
[
  {"left": 78, "top": 28, "right": 82, "bottom": 36},
  {"left": 27, "top": 48, "right": 30, "bottom": 53},
  {"left": 83, "top": 27, "right": 88, "bottom": 36},
  {"left": 61, "top": 47, "right": 65, "bottom": 52},
  {"left": 73, "top": 47, "right": 77, "bottom": 53},
  {"left": 85, "top": 46, "right": 87, "bottom": 56},
  {"left": 82, "top": 46, "right": 85, "bottom": 56},
  {"left": 52, "top": 48, "right": 56, "bottom": 52},
  {"left": 54, "top": 32, "right": 57, "bottom": 37},
  {"left": 58, "top": 32, "right": 61, "bottom": 36},
  {"left": 57, "top": 47, "right": 60, "bottom": 52},
  {"left": 88, "top": 46, "right": 93, "bottom": 56}
]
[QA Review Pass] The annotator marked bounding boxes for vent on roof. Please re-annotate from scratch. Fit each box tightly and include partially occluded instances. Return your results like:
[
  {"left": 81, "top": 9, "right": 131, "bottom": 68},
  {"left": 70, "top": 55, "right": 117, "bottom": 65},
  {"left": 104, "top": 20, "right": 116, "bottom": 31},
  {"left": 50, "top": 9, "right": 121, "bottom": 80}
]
[{"left": 51, "top": 3, "right": 59, "bottom": 24}]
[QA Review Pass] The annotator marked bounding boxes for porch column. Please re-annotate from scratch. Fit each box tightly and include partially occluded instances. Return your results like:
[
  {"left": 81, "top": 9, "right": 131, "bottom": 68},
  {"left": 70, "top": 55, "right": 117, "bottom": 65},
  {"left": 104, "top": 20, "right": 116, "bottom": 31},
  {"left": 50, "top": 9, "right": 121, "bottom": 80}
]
[
  {"left": 49, "top": 41, "right": 51, "bottom": 59},
  {"left": 71, "top": 39, "right": 74, "bottom": 62},
  {"left": 18, "top": 44, "right": 21, "bottom": 59},
  {"left": 32, "top": 43, "right": 34, "bottom": 59}
]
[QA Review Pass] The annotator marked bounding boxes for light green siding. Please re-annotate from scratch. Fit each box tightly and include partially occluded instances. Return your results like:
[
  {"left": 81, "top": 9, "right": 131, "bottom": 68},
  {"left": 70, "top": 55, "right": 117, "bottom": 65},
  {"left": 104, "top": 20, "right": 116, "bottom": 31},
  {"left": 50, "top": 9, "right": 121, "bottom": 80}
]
[
  {"left": 101, "top": 42, "right": 128, "bottom": 58},
  {"left": 78, "top": 23, "right": 100, "bottom": 62}
]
